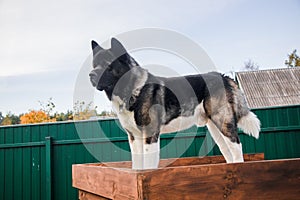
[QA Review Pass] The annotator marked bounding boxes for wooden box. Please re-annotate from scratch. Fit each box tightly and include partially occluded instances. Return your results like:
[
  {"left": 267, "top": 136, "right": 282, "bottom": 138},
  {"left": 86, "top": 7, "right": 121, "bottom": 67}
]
[{"left": 72, "top": 154, "right": 300, "bottom": 200}]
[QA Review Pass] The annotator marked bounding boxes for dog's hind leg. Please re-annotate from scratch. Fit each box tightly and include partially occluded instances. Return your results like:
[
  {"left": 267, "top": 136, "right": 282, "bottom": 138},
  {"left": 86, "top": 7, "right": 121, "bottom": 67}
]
[
  {"left": 209, "top": 117, "right": 244, "bottom": 162},
  {"left": 208, "top": 103, "right": 244, "bottom": 162},
  {"left": 215, "top": 119, "right": 244, "bottom": 162},
  {"left": 209, "top": 115, "right": 244, "bottom": 162},
  {"left": 223, "top": 136, "right": 244, "bottom": 162},
  {"left": 206, "top": 119, "right": 233, "bottom": 163}
]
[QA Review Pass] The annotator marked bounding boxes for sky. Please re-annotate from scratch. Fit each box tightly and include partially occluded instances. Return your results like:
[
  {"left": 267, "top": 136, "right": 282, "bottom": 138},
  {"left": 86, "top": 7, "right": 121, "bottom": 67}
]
[{"left": 0, "top": 0, "right": 299, "bottom": 115}]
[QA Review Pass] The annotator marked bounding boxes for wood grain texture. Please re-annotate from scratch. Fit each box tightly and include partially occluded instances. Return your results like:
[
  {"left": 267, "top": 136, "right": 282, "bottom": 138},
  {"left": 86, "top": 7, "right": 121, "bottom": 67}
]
[
  {"left": 73, "top": 154, "right": 300, "bottom": 200},
  {"left": 141, "top": 158, "right": 300, "bottom": 200},
  {"left": 160, "top": 153, "right": 264, "bottom": 168},
  {"left": 72, "top": 165, "right": 138, "bottom": 199},
  {"left": 80, "top": 153, "right": 264, "bottom": 169},
  {"left": 79, "top": 190, "right": 110, "bottom": 200}
]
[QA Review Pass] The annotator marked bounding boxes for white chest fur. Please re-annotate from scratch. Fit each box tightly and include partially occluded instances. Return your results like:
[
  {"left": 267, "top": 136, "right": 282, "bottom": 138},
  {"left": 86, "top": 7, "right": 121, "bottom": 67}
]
[{"left": 111, "top": 95, "right": 140, "bottom": 134}]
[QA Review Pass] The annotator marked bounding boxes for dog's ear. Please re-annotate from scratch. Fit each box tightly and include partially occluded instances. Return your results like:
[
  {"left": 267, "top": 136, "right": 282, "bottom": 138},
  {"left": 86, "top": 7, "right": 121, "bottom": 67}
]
[
  {"left": 91, "top": 40, "right": 103, "bottom": 55},
  {"left": 111, "top": 38, "right": 127, "bottom": 56}
]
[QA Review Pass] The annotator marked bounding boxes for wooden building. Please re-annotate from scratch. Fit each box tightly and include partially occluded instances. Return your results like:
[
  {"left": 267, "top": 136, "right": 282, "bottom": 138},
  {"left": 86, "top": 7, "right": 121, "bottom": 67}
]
[{"left": 236, "top": 67, "right": 300, "bottom": 108}]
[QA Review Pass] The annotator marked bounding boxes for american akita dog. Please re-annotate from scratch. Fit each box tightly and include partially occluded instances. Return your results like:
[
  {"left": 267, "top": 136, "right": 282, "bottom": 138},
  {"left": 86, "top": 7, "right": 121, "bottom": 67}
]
[{"left": 89, "top": 38, "right": 261, "bottom": 169}]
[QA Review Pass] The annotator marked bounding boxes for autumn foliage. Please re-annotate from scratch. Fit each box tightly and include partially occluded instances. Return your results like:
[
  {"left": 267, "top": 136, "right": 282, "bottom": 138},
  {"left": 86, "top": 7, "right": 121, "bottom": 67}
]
[
  {"left": 20, "top": 110, "right": 56, "bottom": 124},
  {"left": 0, "top": 98, "right": 115, "bottom": 126}
]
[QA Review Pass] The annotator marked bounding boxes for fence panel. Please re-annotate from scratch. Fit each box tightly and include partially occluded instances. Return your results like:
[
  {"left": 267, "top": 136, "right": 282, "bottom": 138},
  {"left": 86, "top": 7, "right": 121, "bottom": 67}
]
[{"left": 0, "top": 105, "right": 299, "bottom": 200}]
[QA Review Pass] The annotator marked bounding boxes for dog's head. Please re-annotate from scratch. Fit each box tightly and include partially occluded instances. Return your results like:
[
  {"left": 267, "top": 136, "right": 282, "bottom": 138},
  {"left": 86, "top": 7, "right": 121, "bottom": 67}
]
[{"left": 89, "top": 38, "right": 138, "bottom": 100}]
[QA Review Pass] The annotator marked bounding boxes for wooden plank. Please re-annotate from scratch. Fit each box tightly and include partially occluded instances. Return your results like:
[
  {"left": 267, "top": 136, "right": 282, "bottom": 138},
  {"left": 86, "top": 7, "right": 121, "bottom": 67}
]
[
  {"left": 141, "top": 158, "right": 300, "bottom": 200},
  {"left": 72, "top": 165, "right": 138, "bottom": 200},
  {"left": 87, "top": 153, "right": 264, "bottom": 169},
  {"left": 73, "top": 154, "right": 265, "bottom": 199},
  {"left": 79, "top": 190, "right": 111, "bottom": 200},
  {"left": 160, "top": 153, "right": 264, "bottom": 168}
]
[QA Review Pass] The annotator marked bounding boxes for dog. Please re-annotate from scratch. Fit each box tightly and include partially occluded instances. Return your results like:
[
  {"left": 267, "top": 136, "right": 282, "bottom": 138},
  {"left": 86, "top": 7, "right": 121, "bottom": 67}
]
[{"left": 89, "top": 38, "right": 261, "bottom": 169}]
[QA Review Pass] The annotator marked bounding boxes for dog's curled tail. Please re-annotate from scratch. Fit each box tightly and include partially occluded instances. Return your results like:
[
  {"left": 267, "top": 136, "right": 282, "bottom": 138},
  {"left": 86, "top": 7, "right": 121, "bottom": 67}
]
[{"left": 237, "top": 112, "right": 261, "bottom": 139}]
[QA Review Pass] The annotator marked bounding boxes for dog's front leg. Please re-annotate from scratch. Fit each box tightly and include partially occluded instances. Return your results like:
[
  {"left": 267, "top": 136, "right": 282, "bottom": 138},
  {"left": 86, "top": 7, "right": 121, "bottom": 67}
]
[
  {"left": 128, "top": 132, "right": 160, "bottom": 170},
  {"left": 143, "top": 134, "right": 160, "bottom": 169}
]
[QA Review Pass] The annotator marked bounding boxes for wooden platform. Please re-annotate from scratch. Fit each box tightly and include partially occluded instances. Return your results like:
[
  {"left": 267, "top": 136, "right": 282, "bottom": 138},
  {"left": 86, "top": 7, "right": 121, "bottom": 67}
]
[{"left": 72, "top": 153, "right": 300, "bottom": 200}]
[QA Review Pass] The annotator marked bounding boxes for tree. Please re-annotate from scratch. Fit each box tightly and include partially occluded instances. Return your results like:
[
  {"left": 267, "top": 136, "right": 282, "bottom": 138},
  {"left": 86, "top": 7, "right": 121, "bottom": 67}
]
[
  {"left": 0, "top": 112, "right": 3, "bottom": 124},
  {"left": 243, "top": 59, "right": 260, "bottom": 71},
  {"left": 19, "top": 97, "right": 58, "bottom": 124},
  {"left": 99, "top": 110, "right": 117, "bottom": 117},
  {"left": 73, "top": 101, "right": 97, "bottom": 120},
  {"left": 20, "top": 110, "right": 56, "bottom": 124},
  {"left": 54, "top": 110, "right": 73, "bottom": 121},
  {"left": 0, "top": 112, "right": 20, "bottom": 126},
  {"left": 1, "top": 117, "right": 12, "bottom": 126},
  {"left": 285, "top": 49, "right": 300, "bottom": 68},
  {"left": 39, "top": 97, "right": 56, "bottom": 117}
]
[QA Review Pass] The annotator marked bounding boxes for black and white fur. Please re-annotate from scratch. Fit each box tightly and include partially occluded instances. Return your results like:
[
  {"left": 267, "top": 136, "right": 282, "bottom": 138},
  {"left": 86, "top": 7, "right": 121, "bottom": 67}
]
[{"left": 89, "top": 38, "right": 261, "bottom": 169}]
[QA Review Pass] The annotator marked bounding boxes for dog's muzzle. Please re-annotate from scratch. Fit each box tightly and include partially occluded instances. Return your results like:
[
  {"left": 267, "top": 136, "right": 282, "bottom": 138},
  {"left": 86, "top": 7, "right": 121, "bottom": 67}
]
[
  {"left": 89, "top": 71, "right": 99, "bottom": 87},
  {"left": 89, "top": 71, "right": 111, "bottom": 91}
]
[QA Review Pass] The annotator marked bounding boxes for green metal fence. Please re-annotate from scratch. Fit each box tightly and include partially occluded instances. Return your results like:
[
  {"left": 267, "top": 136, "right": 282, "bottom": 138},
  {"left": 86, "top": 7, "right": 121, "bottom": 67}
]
[{"left": 0, "top": 105, "right": 300, "bottom": 200}]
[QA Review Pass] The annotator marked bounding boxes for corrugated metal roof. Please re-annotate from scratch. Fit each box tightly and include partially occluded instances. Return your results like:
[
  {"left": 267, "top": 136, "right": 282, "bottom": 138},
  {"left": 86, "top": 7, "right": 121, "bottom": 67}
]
[{"left": 236, "top": 68, "right": 300, "bottom": 108}]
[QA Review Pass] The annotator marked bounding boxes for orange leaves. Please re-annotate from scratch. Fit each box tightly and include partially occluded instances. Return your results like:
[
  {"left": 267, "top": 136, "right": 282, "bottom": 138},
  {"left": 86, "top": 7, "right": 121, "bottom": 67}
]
[{"left": 20, "top": 110, "right": 56, "bottom": 124}]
